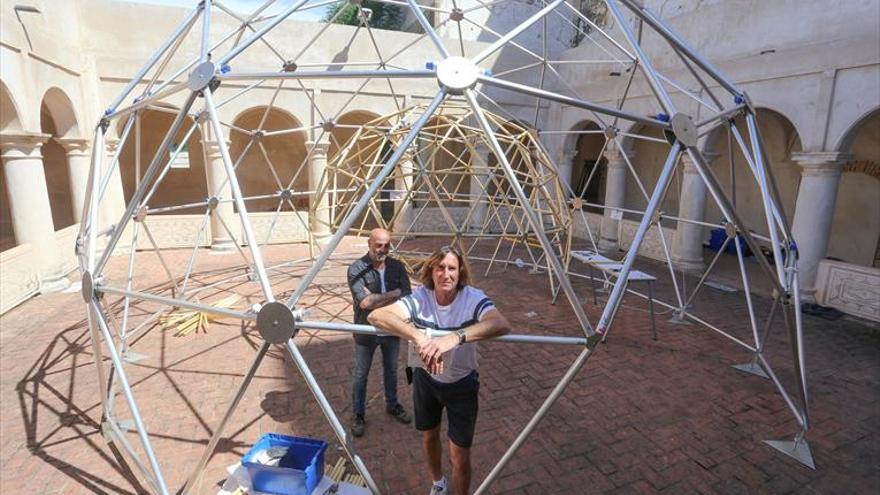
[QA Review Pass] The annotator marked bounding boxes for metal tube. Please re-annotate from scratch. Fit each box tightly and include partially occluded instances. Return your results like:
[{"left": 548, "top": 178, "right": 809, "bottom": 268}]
[
  {"left": 788, "top": 269, "right": 810, "bottom": 428},
  {"left": 285, "top": 341, "right": 380, "bottom": 494},
  {"left": 475, "top": 347, "right": 593, "bottom": 495},
  {"left": 465, "top": 89, "right": 595, "bottom": 338},
  {"left": 181, "top": 343, "right": 270, "bottom": 495},
  {"left": 472, "top": 0, "right": 564, "bottom": 64},
  {"left": 217, "top": 68, "right": 436, "bottom": 81},
  {"left": 103, "top": 81, "right": 190, "bottom": 122},
  {"left": 477, "top": 75, "right": 670, "bottom": 129},
  {"left": 595, "top": 142, "right": 681, "bottom": 335},
  {"left": 204, "top": 89, "right": 276, "bottom": 300},
  {"left": 87, "top": 128, "right": 105, "bottom": 273},
  {"left": 405, "top": 0, "right": 449, "bottom": 58},
  {"left": 217, "top": 0, "right": 311, "bottom": 66},
  {"left": 103, "top": 418, "right": 162, "bottom": 493},
  {"left": 91, "top": 301, "right": 170, "bottom": 495},
  {"left": 99, "top": 285, "right": 255, "bottom": 321},
  {"left": 684, "top": 147, "right": 786, "bottom": 295},
  {"left": 757, "top": 354, "right": 806, "bottom": 428},
  {"left": 296, "top": 320, "right": 588, "bottom": 345},
  {"left": 97, "top": 91, "right": 199, "bottom": 274},
  {"left": 199, "top": 0, "right": 212, "bottom": 63},
  {"left": 286, "top": 90, "right": 448, "bottom": 307},
  {"left": 106, "top": 5, "right": 202, "bottom": 112},
  {"left": 605, "top": 0, "right": 675, "bottom": 113}
]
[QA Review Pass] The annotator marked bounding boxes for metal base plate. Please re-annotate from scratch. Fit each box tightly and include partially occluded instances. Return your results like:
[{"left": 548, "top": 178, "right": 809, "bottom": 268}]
[
  {"left": 123, "top": 351, "right": 149, "bottom": 363},
  {"left": 764, "top": 438, "right": 816, "bottom": 469},
  {"left": 732, "top": 361, "right": 769, "bottom": 378},
  {"left": 667, "top": 314, "right": 692, "bottom": 325}
]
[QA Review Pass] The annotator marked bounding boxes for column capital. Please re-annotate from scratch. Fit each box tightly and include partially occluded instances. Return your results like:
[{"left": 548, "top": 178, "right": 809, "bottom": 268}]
[
  {"left": 306, "top": 140, "right": 330, "bottom": 157},
  {"left": 203, "top": 138, "right": 232, "bottom": 157},
  {"left": 0, "top": 131, "right": 51, "bottom": 158},
  {"left": 105, "top": 137, "right": 121, "bottom": 152},
  {"left": 680, "top": 151, "right": 714, "bottom": 175},
  {"left": 791, "top": 152, "right": 852, "bottom": 176},
  {"left": 56, "top": 137, "right": 91, "bottom": 157}
]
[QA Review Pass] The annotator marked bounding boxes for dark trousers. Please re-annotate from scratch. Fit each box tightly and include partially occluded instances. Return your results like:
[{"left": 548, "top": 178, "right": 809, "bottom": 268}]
[{"left": 352, "top": 336, "right": 400, "bottom": 416}]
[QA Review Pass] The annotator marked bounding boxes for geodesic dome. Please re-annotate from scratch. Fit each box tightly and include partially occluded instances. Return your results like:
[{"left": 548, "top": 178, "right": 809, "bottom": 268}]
[{"left": 77, "top": 1, "right": 813, "bottom": 493}]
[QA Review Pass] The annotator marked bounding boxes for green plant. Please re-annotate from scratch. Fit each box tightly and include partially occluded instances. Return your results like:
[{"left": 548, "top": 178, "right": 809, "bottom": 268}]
[{"left": 323, "top": 0, "right": 405, "bottom": 31}]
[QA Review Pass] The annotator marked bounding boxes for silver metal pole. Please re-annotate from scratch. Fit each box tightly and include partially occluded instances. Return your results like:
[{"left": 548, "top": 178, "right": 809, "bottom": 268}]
[
  {"left": 90, "top": 301, "right": 170, "bottom": 495},
  {"left": 285, "top": 341, "right": 380, "bottom": 494},
  {"left": 286, "top": 89, "right": 448, "bottom": 307},
  {"left": 476, "top": 75, "right": 670, "bottom": 129},
  {"left": 472, "top": 0, "right": 564, "bottom": 64},
  {"left": 181, "top": 343, "right": 270, "bottom": 495},
  {"left": 788, "top": 269, "right": 810, "bottom": 428},
  {"left": 87, "top": 127, "right": 105, "bottom": 273},
  {"left": 474, "top": 347, "right": 593, "bottom": 495},
  {"left": 296, "top": 320, "right": 588, "bottom": 345},
  {"left": 217, "top": 69, "right": 437, "bottom": 81},
  {"left": 97, "top": 91, "right": 199, "bottom": 274},
  {"left": 199, "top": 0, "right": 212, "bottom": 64},
  {"left": 99, "top": 285, "right": 255, "bottom": 321},
  {"left": 106, "top": 5, "right": 202, "bottom": 112},
  {"left": 203, "top": 88, "right": 276, "bottom": 300},
  {"left": 595, "top": 142, "right": 681, "bottom": 335},
  {"left": 605, "top": 0, "right": 675, "bottom": 113},
  {"left": 216, "top": 0, "right": 311, "bottom": 66},
  {"left": 464, "top": 89, "right": 595, "bottom": 338},
  {"left": 405, "top": 0, "right": 450, "bottom": 58}
]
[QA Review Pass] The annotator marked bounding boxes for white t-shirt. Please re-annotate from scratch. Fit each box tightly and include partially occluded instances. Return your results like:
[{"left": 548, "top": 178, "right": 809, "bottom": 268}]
[{"left": 396, "top": 286, "right": 495, "bottom": 383}]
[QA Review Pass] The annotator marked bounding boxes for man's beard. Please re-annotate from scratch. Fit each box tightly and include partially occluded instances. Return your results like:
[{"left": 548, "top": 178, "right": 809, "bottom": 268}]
[{"left": 374, "top": 253, "right": 387, "bottom": 262}]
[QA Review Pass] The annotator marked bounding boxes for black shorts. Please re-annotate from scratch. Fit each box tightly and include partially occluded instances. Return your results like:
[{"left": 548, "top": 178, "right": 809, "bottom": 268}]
[{"left": 412, "top": 368, "right": 479, "bottom": 448}]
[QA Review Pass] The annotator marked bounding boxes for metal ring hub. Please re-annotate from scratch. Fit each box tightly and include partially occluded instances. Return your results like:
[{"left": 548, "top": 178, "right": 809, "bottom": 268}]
[
  {"left": 670, "top": 113, "right": 698, "bottom": 147},
  {"left": 188, "top": 61, "right": 217, "bottom": 91},
  {"left": 256, "top": 302, "right": 296, "bottom": 344},
  {"left": 436, "top": 57, "right": 480, "bottom": 95}
]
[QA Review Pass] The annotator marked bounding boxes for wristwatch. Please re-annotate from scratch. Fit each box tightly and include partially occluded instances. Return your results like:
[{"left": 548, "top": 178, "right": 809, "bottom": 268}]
[{"left": 456, "top": 329, "right": 467, "bottom": 345}]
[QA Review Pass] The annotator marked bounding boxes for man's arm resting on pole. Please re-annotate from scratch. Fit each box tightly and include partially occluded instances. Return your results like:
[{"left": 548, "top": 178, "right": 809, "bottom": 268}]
[
  {"left": 367, "top": 302, "right": 428, "bottom": 345},
  {"left": 419, "top": 309, "right": 511, "bottom": 375}
]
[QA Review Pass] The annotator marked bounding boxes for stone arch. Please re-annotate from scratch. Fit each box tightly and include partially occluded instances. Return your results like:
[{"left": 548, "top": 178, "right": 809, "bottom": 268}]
[
  {"left": 0, "top": 80, "right": 24, "bottom": 132},
  {"left": 229, "top": 106, "right": 308, "bottom": 212},
  {"left": 827, "top": 106, "right": 880, "bottom": 267},
  {"left": 118, "top": 104, "right": 207, "bottom": 212},
  {"left": 568, "top": 120, "right": 606, "bottom": 212},
  {"left": 621, "top": 122, "right": 679, "bottom": 220},
  {"left": 0, "top": 80, "right": 22, "bottom": 250},
  {"left": 40, "top": 87, "right": 80, "bottom": 138},
  {"left": 701, "top": 108, "right": 802, "bottom": 236},
  {"left": 40, "top": 89, "right": 78, "bottom": 231}
]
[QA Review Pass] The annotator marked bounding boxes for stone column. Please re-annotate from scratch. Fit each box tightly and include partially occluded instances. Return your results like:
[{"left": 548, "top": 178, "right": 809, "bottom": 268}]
[
  {"left": 790, "top": 152, "right": 850, "bottom": 302},
  {"left": 598, "top": 143, "right": 629, "bottom": 252},
  {"left": 203, "top": 135, "right": 238, "bottom": 251},
  {"left": 0, "top": 131, "right": 70, "bottom": 292},
  {"left": 307, "top": 139, "right": 332, "bottom": 246},
  {"left": 555, "top": 147, "right": 578, "bottom": 197},
  {"left": 56, "top": 137, "right": 91, "bottom": 223},
  {"left": 102, "top": 138, "right": 128, "bottom": 236},
  {"left": 468, "top": 144, "right": 492, "bottom": 232},
  {"left": 671, "top": 152, "right": 712, "bottom": 272}
]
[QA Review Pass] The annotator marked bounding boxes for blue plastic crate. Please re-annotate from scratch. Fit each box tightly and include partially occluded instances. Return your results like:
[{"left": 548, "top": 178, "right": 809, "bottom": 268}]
[{"left": 241, "top": 433, "right": 328, "bottom": 495}]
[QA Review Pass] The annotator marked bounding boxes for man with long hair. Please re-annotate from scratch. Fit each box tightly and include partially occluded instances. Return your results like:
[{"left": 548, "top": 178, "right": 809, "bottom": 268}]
[{"left": 368, "top": 245, "right": 511, "bottom": 495}]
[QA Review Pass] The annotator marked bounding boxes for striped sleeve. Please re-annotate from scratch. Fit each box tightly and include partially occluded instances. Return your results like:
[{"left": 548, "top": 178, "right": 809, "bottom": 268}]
[{"left": 472, "top": 288, "right": 496, "bottom": 321}]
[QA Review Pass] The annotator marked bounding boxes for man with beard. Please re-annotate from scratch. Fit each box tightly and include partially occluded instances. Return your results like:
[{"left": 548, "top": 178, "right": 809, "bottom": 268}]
[{"left": 347, "top": 228, "right": 412, "bottom": 437}]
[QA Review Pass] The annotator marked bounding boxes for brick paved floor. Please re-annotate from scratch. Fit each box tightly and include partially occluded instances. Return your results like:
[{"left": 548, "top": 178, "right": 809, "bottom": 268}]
[{"left": 1, "top": 238, "right": 878, "bottom": 494}]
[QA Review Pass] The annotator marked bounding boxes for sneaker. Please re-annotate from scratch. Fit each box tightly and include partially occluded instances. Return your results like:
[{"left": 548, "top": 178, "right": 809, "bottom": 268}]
[
  {"left": 386, "top": 403, "right": 412, "bottom": 424},
  {"left": 429, "top": 477, "right": 448, "bottom": 495},
  {"left": 351, "top": 414, "right": 365, "bottom": 437}
]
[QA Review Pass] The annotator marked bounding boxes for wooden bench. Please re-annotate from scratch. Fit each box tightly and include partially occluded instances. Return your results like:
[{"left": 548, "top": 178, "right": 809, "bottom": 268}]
[{"left": 571, "top": 250, "right": 658, "bottom": 339}]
